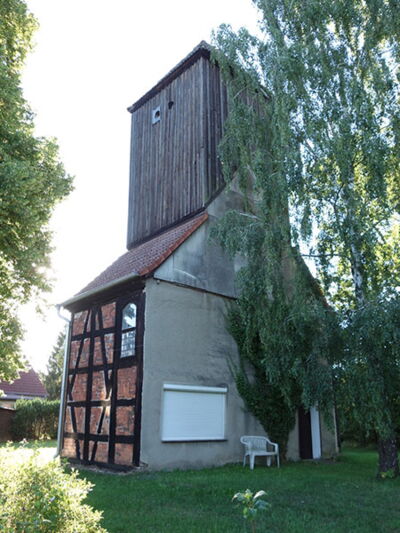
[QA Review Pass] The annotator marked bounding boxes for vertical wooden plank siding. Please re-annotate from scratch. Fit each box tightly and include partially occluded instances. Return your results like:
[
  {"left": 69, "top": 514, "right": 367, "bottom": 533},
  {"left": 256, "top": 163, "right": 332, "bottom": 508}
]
[{"left": 127, "top": 56, "right": 228, "bottom": 248}]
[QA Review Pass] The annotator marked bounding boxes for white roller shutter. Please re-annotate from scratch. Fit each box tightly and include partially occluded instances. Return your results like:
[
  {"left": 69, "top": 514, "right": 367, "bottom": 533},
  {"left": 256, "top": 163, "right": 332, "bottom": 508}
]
[{"left": 161, "top": 384, "right": 227, "bottom": 441}]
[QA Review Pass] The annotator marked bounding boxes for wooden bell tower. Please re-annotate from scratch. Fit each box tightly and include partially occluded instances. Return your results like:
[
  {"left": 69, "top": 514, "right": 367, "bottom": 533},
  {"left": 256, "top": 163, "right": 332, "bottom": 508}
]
[{"left": 126, "top": 42, "right": 228, "bottom": 248}]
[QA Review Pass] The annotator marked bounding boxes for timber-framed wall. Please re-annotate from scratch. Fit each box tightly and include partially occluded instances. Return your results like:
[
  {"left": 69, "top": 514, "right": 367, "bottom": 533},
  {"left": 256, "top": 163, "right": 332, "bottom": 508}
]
[{"left": 62, "top": 284, "right": 145, "bottom": 469}]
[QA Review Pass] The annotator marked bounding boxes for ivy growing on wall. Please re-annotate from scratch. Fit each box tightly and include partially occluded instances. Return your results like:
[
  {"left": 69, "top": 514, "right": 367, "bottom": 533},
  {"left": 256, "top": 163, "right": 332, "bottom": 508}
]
[
  {"left": 210, "top": 160, "right": 338, "bottom": 458},
  {"left": 209, "top": 32, "right": 341, "bottom": 457}
]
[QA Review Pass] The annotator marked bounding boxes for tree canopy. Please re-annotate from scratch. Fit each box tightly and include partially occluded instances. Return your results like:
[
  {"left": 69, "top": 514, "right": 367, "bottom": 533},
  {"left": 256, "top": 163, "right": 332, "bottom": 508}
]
[
  {"left": 213, "top": 0, "right": 400, "bottom": 474},
  {"left": 0, "top": 0, "right": 73, "bottom": 382}
]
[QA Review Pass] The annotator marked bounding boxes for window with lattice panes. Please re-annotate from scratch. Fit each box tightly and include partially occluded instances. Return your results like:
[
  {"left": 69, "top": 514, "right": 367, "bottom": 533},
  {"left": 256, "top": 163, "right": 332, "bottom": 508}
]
[{"left": 120, "top": 303, "right": 136, "bottom": 358}]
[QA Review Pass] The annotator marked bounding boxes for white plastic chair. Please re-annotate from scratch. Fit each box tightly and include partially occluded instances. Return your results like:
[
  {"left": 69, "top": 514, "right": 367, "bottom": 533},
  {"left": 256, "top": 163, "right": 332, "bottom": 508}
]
[{"left": 240, "top": 435, "right": 280, "bottom": 470}]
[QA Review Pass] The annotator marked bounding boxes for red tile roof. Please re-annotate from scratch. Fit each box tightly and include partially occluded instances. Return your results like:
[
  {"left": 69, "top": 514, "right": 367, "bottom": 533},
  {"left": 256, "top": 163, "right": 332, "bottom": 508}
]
[
  {"left": 73, "top": 212, "right": 208, "bottom": 300},
  {"left": 0, "top": 368, "right": 47, "bottom": 399}
]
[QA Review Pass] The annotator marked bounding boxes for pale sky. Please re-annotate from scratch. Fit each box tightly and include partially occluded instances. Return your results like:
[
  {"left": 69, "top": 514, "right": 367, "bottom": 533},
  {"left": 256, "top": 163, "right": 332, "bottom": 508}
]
[{"left": 20, "top": 0, "right": 260, "bottom": 371}]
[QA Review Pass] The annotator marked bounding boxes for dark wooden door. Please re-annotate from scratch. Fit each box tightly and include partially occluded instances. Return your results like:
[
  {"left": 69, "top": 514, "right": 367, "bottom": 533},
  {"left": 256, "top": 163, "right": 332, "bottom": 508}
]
[{"left": 298, "top": 406, "right": 313, "bottom": 459}]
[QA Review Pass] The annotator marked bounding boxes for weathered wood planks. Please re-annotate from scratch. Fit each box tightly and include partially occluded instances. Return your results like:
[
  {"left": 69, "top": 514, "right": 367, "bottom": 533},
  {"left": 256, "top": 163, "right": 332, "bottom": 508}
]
[{"left": 127, "top": 51, "right": 228, "bottom": 249}]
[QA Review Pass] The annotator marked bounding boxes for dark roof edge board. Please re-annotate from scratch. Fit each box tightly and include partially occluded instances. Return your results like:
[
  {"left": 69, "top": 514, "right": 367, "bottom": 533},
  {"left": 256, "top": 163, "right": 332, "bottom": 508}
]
[
  {"left": 61, "top": 271, "right": 140, "bottom": 309},
  {"left": 128, "top": 41, "right": 212, "bottom": 113}
]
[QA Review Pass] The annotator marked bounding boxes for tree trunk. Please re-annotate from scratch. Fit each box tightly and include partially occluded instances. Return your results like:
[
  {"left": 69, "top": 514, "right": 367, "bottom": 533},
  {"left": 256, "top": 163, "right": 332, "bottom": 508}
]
[
  {"left": 343, "top": 176, "right": 366, "bottom": 307},
  {"left": 377, "top": 435, "right": 399, "bottom": 479},
  {"left": 349, "top": 242, "right": 365, "bottom": 306}
]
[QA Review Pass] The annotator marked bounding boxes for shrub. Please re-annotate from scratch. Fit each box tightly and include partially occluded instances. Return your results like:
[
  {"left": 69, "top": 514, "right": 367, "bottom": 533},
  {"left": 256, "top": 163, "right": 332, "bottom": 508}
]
[
  {"left": 11, "top": 398, "right": 60, "bottom": 440},
  {"left": 0, "top": 446, "right": 107, "bottom": 532},
  {"left": 232, "top": 489, "right": 269, "bottom": 532}
]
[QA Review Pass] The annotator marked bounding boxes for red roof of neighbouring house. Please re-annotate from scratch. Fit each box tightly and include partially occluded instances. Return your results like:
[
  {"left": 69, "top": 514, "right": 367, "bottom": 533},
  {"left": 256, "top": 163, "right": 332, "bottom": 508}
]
[
  {"left": 68, "top": 211, "right": 208, "bottom": 303},
  {"left": 0, "top": 368, "right": 47, "bottom": 400}
]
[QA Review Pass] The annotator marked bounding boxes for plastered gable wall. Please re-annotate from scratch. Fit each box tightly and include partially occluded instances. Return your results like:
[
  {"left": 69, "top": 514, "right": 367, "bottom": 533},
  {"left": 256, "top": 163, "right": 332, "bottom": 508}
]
[
  {"left": 140, "top": 184, "right": 337, "bottom": 465},
  {"left": 320, "top": 410, "right": 339, "bottom": 457},
  {"left": 140, "top": 278, "right": 265, "bottom": 469},
  {"left": 154, "top": 183, "right": 247, "bottom": 297},
  {"left": 148, "top": 218, "right": 337, "bottom": 463},
  {"left": 154, "top": 219, "right": 241, "bottom": 298},
  {"left": 149, "top": 195, "right": 297, "bottom": 464}
]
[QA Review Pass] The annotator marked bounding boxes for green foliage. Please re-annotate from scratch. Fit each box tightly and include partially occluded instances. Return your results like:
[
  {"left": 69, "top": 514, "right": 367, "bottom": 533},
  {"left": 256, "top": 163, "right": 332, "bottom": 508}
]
[
  {"left": 334, "top": 297, "right": 400, "bottom": 476},
  {"left": 232, "top": 489, "right": 269, "bottom": 532},
  {"left": 339, "top": 297, "right": 400, "bottom": 440},
  {"left": 208, "top": 58, "right": 339, "bottom": 450},
  {"left": 214, "top": 0, "right": 400, "bottom": 306},
  {"left": 231, "top": 356, "right": 296, "bottom": 458},
  {"left": 40, "top": 330, "right": 66, "bottom": 401},
  {"left": 0, "top": 0, "right": 73, "bottom": 381},
  {"left": 11, "top": 398, "right": 60, "bottom": 441},
  {"left": 0, "top": 446, "right": 107, "bottom": 532},
  {"left": 227, "top": 298, "right": 293, "bottom": 456},
  {"left": 225, "top": 269, "right": 338, "bottom": 455},
  {"left": 213, "top": 0, "right": 400, "bottom": 474},
  {"left": 336, "top": 404, "right": 378, "bottom": 447}
]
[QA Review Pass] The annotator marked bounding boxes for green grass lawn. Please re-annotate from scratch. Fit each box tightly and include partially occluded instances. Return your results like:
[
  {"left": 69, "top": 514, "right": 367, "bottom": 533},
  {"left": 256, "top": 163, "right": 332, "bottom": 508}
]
[
  {"left": 82, "top": 448, "right": 400, "bottom": 533},
  {"left": 0, "top": 438, "right": 57, "bottom": 450},
  {"left": 1, "top": 442, "right": 399, "bottom": 532},
  {"left": 0, "top": 438, "right": 57, "bottom": 463}
]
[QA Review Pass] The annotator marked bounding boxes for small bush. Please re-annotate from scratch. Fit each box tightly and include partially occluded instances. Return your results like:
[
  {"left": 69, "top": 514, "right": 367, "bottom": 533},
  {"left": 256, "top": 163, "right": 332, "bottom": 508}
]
[
  {"left": 0, "top": 446, "right": 107, "bottom": 532},
  {"left": 11, "top": 398, "right": 60, "bottom": 440},
  {"left": 232, "top": 489, "right": 269, "bottom": 532}
]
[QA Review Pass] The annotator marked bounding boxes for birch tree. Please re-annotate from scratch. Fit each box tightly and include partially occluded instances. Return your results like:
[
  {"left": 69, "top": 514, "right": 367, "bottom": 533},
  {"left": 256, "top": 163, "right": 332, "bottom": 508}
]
[{"left": 214, "top": 0, "right": 400, "bottom": 476}]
